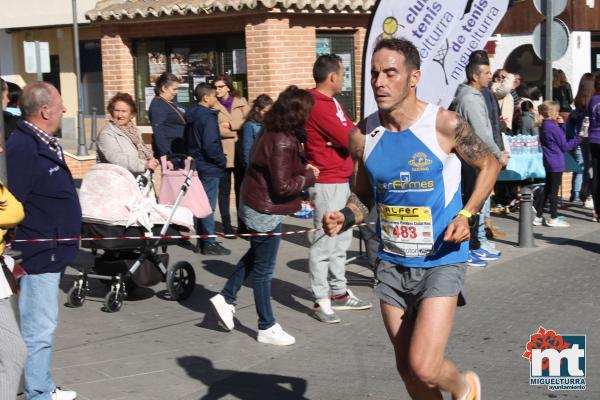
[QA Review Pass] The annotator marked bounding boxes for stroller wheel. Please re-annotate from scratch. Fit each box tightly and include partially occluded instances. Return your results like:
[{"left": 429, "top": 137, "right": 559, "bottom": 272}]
[
  {"left": 166, "top": 261, "right": 196, "bottom": 301},
  {"left": 67, "top": 285, "right": 86, "bottom": 308},
  {"left": 103, "top": 290, "right": 124, "bottom": 313}
]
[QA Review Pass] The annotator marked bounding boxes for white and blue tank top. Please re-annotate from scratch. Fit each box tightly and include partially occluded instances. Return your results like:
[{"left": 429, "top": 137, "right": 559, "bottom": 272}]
[{"left": 363, "top": 104, "right": 468, "bottom": 268}]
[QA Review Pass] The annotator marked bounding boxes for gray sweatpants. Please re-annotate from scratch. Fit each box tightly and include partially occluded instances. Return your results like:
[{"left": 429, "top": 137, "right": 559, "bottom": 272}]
[
  {"left": 308, "top": 183, "right": 353, "bottom": 301},
  {"left": 0, "top": 296, "right": 27, "bottom": 400}
]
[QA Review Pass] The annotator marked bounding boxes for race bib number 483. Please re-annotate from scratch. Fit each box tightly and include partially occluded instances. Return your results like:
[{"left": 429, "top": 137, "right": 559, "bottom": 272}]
[{"left": 380, "top": 205, "right": 434, "bottom": 257}]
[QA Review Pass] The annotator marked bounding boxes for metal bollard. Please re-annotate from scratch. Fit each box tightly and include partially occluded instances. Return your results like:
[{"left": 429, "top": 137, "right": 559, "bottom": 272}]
[
  {"left": 518, "top": 185, "right": 535, "bottom": 248},
  {"left": 77, "top": 110, "right": 88, "bottom": 156},
  {"left": 88, "top": 107, "right": 98, "bottom": 150}
]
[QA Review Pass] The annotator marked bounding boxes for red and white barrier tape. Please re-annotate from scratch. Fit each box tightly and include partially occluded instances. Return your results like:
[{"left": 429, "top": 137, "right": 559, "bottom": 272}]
[{"left": 10, "top": 222, "right": 375, "bottom": 244}]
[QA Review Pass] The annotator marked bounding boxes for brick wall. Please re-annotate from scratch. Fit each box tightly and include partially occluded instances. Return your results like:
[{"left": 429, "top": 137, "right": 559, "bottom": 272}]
[
  {"left": 245, "top": 17, "right": 316, "bottom": 100},
  {"left": 100, "top": 33, "right": 135, "bottom": 110},
  {"left": 561, "top": 172, "right": 573, "bottom": 200},
  {"left": 353, "top": 27, "right": 367, "bottom": 120},
  {"left": 65, "top": 154, "right": 97, "bottom": 179},
  {"left": 99, "top": 12, "right": 370, "bottom": 114}
]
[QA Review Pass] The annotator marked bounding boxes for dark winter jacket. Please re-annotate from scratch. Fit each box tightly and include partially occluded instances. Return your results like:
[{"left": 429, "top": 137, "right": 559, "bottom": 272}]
[
  {"left": 7, "top": 120, "right": 82, "bottom": 274},
  {"left": 185, "top": 104, "right": 227, "bottom": 177},
  {"left": 149, "top": 96, "right": 187, "bottom": 157}
]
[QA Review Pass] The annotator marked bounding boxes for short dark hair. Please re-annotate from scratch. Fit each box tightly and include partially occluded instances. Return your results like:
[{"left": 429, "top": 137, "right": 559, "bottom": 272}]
[
  {"left": 154, "top": 72, "right": 180, "bottom": 96},
  {"left": 107, "top": 92, "right": 137, "bottom": 115},
  {"left": 465, "top": 59, "right": 488, "bottom": 83},
  {"left": 373, "top": 38, "right": 420, "bottom": 71},
  {"left": 264, "top": 85, "right": 314, "bottom": 139},
  {"left": 520, "top": 100, "right": 534, "bottom": 113},
  {"left": 194, "top": 83, "right": 215, "bottom": 102},
  {"left": 468, "top": 50, "right": 489, "bottom": 65},
  {"left": 6, "top": 81, "right": 22, "bottom": 108},
  {"left": 313, "top": 54, "right": 343, "bottom": 84}
]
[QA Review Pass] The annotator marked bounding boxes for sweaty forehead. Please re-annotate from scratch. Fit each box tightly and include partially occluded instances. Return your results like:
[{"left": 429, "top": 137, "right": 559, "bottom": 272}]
[{"left": 371, "top": 49, "right": 407, "bottom": 71}]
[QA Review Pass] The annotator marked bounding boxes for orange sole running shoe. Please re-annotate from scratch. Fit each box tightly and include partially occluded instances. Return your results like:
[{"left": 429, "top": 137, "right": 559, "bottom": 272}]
[{"left": 464, "top": 371, "right": 481, "bottom": 400}]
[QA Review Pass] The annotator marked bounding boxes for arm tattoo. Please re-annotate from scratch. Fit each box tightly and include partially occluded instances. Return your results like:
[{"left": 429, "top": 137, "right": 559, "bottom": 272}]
[
  {"left": 454, "top": 115, "right": 493, "bottom": 161},
  {"left": 348, "top": 192, "right": 369, "bottom": 222}
]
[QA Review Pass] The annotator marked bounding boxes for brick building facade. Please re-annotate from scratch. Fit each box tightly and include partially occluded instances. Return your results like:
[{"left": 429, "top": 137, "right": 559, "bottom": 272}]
[{"left": 87, "top": 1, "right": 374, "bottom": 128}]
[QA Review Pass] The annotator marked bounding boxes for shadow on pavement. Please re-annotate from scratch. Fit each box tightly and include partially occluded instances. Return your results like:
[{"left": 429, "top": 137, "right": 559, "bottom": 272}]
[
  {"left": 178, "top": 356, "right": 309, "bottom": 400},
  {"left": 200, "top": 260, "right": 313, "bottom": 315},
  {"left": 537, "top": 236, "right": 600, "bottom": 253}
]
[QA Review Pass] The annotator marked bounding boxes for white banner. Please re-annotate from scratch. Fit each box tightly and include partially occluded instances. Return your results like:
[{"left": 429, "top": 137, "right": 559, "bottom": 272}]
[
  {"left": 362, "top": 0, "right": 468, "bottom": 117},
  {"left": 419, "top": 0, "right": 509, "bottom": 107}
]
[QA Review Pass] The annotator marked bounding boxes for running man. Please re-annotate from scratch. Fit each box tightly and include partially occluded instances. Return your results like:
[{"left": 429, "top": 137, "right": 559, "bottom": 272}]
[{"left": 322, "top": 38, "right": 500, "bottom": 399}]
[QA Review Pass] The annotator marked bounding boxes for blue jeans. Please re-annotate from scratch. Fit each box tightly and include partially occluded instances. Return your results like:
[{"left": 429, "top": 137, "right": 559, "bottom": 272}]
[
  {"left": 571, "top": 145, "right": 584, "bottom": 199},
  {"left": 19, "top": 272, "right": 61, "bottom": 400},
  {"left": 221, "top": 224, "right": 281, "bottom": 330},
  {"left": 198, "top": 175, "right": 220, "bottom": 245}
]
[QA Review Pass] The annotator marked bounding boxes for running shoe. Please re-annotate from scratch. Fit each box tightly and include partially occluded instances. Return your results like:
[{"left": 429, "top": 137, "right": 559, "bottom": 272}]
[
  {"left": 472, "top": 248, "right": 500, "bottom": 261},
  {"left": 467, "top": 251, "right": 488, "bottom": 267}
]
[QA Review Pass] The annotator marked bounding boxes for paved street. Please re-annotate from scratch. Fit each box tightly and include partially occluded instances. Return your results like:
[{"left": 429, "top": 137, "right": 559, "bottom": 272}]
[{"left": 47, "top": 203, "right": 599, "bottom": 400}]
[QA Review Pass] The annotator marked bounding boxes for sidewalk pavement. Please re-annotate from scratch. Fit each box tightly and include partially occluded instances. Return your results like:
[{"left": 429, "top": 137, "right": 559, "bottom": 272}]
[{"left": 37, "top": 201, "right": 600, "bottom": 399}]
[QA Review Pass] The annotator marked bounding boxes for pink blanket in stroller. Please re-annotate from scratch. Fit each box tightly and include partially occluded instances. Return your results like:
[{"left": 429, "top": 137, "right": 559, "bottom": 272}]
[{"left": 80, "top": 163, "right": 194, "bottom": 231}]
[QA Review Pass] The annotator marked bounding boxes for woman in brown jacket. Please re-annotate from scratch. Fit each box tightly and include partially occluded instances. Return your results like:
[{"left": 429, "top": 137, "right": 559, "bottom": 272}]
[
  {"left": 213, "top": 75, "right": 250, "bottom": 235},
  {"left": 209, "top": 86, "right": 319, "bottom": 346}
]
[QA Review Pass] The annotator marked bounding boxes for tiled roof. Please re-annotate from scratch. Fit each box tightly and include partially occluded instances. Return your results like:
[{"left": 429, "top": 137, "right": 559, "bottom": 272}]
[{"left": 86, "top": 0, "right": 375, "bottom": 21}]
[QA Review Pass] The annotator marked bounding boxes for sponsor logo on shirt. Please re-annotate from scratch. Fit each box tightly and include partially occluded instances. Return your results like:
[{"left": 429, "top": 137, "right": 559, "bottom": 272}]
[
  {"left": 408, "top": 152, "right": 432, "bottom": 171},
  {"left": 378, "top": 171, "right": 434, "bottom": 193}
]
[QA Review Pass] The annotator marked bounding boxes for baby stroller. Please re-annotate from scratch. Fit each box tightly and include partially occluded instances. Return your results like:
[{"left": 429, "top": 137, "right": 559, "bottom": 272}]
[{"left": 66, "top": 159, "right": 197, "bottom": 312}]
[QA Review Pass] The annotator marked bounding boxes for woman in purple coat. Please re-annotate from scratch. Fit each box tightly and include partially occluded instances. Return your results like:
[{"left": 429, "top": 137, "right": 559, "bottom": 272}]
[
  {"left": 533, "top": 101, "right": 583, "bottom": 227},
  {"left": 586, "top": 73, "right": 600, "bottom": 221}
]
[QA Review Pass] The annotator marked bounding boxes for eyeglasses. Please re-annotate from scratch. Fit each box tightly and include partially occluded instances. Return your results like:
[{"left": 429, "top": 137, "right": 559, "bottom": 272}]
[{"left": 214, "top": 84, "right": 227, "bottom": 89}]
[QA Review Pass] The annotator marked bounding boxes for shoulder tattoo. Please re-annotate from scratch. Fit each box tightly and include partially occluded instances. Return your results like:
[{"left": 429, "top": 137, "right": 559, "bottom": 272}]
[{"left": 453, "top": 115, "right": 493, "bottom": 160}]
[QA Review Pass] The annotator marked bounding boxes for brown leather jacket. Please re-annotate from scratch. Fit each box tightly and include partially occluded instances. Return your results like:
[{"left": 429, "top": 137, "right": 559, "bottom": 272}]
[{"left": 242, "top": 130, "right": 316, "bottom": 215}]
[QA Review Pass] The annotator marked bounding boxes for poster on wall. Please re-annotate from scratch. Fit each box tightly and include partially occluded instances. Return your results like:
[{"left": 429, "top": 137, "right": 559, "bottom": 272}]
[
  {"left": 316, "top": 37, "right": 332, "bottom": 55},
  {"left": 144, "top": 87, "right": 155, "bottom": 111},
  {"left": 189, "top": 52, "right": 215, "bottom": 76},
  {"left": 170, "top": 48, "right": 190, "bottom": 82},
  {"left": 362, "top": 0, "right": 469, "bottom": 117},
  {"left": 148, "top": 52, "right": 167, "bottom": 85},
  {"left": 419, "top": 0, "right": 509, "bottom": 107},
  {"left": 177, "top": 84, "right": 190, "bottom": 103},
  {"left": 233, "top": 49, "right": 247, "bottom": 74},
  {"left": 339, "top": 53, "right": 353, "bottom": 92},
  {"left": 192, "top": 76, "right": 207, "bottom": 90}
]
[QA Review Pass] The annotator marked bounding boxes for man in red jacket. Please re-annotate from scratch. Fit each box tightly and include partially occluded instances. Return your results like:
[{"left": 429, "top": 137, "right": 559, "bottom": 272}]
[{"left": 305, "top": 54, "right": 372, "bottom": 323}]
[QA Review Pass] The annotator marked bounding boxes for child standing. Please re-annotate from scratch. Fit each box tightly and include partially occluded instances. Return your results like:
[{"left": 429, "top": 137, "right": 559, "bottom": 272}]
[
  {"left": 519, "top": 100, "right": 539, "bottom": 135},
  {"left": 534, "top": 101, "right": 584, "bottom": 227}
]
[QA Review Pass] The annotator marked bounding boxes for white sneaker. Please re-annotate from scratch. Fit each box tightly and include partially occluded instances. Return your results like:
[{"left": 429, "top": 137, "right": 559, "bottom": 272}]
[
  {"left": 545, "top": 218, "right": 570, "bottom": 227},
  {"left": 51, "top": 387, "right": 77, "bottom": 400},
  {"left": 532, "top": 217, "right": 544, "bottom": 226},
  {"left": 209, "top": 294, "right": 235, "bottom": 331},
  {"left": 257, "top": 323, "right": 296, "bottom": 346},
  {"left": 584, "top": 197, "right": 594, "bottom": 209},
  {"left": 312, "top": 298, "right": 341, "bottom": 323}
]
